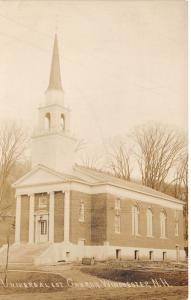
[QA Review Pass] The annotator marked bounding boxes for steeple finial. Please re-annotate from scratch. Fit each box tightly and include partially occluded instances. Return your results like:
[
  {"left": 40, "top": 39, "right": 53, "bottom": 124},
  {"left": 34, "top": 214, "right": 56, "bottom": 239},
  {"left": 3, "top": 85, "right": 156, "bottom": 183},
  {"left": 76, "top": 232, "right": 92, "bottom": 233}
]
[{"left": 47, "top": 34, "right": 63, "bottom": 91}]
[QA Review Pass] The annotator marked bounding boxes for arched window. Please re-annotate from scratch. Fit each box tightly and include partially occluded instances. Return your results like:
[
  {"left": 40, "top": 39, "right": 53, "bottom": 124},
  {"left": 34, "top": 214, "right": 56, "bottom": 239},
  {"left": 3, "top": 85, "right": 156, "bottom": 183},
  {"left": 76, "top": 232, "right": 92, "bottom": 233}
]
[
  {"left": 79, "top": 201, "right": 85, "bottom": 222},
  {"left": 147, "top": 208, "right": 153, "bottom": 237},
  {"left": 44, "top": 112, "right": 51, "bottom": 130},
  {"left": 160, "top": 210, "right": 167, "bottom": 238},
  {"left": 132, "top": 205, "right": 139, "bottom": 236},
  {"left": 60, "top": 114, "right": 65, "bottom": 130}
]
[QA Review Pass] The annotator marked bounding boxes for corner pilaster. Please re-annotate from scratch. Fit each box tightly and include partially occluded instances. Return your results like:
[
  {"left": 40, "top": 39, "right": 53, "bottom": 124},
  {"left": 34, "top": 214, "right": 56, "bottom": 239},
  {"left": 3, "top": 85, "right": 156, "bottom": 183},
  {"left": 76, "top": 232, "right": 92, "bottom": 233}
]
[{"left": 28, "top": 194, "right": 35, "bottom": 244}]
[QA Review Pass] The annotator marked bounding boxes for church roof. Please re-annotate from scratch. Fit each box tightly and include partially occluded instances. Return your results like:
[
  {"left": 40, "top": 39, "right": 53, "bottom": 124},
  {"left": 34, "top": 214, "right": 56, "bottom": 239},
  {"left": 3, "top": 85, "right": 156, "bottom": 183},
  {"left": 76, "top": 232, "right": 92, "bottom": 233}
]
[
  {"left": 47, "top": 34, "right": 63, "bottom": 91},
  {"left": 73, "top": 165, "right": 184, "bottom": 204},
  {"left": 13, "top": 164, "right": 184, "bottom": 205}
]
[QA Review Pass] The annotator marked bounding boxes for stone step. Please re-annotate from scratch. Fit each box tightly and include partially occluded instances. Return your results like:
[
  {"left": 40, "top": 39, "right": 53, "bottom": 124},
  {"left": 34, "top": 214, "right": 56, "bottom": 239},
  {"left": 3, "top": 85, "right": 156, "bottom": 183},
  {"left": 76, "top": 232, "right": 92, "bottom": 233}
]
[{"left": 0, "top": 243, "right": 50, "bottom": 264}]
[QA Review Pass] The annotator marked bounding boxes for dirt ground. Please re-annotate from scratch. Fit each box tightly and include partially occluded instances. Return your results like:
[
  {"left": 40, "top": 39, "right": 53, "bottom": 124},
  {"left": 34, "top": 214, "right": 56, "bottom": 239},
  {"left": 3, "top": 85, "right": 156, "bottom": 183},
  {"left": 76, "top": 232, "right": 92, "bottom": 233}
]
[
  {"left": 0, "top": 263, "right": 188, "bottom": 299},
  {"left": 0, "top": 286, "right": 188, "bottom": 300}
]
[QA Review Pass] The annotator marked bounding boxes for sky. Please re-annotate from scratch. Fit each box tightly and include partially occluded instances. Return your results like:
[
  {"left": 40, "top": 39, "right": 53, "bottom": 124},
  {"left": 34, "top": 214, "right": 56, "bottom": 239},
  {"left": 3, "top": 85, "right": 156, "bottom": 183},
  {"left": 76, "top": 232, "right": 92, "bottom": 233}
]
[{"left": 0, "top": 0, "right": 187, "bottom": 150}]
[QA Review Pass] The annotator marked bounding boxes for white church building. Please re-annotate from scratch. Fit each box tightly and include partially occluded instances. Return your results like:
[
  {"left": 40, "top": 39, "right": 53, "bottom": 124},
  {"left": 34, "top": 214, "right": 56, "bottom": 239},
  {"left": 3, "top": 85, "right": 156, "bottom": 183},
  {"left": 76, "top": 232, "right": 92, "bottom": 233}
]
[{"left": 0, "top": 35, "right": 185, "bottom": 265}]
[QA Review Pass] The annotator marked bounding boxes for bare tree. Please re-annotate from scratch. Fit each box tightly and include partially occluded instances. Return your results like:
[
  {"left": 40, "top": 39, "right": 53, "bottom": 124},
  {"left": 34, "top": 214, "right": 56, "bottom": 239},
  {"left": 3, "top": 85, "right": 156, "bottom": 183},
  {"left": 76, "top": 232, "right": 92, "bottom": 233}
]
[
  {"left": 172, "top": 153, "right": 188, "bottom": 200},
  {"left": 80, "top": 153, "right": 103, "bottom": 170},
  {"left": 172, "top": 153, "right": 188, "bottom": 241},
  {"left": 75, "top": 139, "right": 87, "bottom": 153},
  {"left": 76, "top": 139, "right": 105, "bottom": 170},
  {"left": 106, "top": 139, "right": 132, "bottom": 181},
  {"left": 133, "top": 123, "right": 186, "bottom": 192},
  {"left": 0, "top": 122, "right": 28, "bottom": 214}
]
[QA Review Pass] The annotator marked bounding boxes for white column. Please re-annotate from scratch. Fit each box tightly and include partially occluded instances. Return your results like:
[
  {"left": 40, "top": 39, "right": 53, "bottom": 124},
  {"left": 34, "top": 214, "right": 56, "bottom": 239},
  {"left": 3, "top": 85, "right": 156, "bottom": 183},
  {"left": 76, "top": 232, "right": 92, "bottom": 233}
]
[
  {"left": 49, "top": 191, "right": 55, "bottom": 243},
  {"left": 64, "top": 190, "right": 70, "bottom": 243},
  {"left": 28, "top": 194, "right": 34, "bottom": 243},
  {"left": 15, "top": 195, "right": 21, "bottom": 244}
]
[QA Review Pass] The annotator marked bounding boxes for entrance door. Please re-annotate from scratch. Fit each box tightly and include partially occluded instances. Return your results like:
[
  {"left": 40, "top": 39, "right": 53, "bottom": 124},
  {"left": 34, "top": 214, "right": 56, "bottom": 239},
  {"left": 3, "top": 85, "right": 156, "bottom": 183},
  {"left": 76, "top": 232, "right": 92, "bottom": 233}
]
[{"left": 35, "top": 214, "right": 49, "bottom": 243}]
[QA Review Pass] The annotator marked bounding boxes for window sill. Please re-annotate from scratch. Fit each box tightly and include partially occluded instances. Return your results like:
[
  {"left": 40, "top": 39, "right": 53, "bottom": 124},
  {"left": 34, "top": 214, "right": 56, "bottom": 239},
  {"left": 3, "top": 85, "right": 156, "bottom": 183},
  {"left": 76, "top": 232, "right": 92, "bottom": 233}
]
[
  {"left": 160, "top": 236, "right": 167, "bottom": 239},
  {"left": 79, "top": 220, "right": 85, "bottom": 223}
]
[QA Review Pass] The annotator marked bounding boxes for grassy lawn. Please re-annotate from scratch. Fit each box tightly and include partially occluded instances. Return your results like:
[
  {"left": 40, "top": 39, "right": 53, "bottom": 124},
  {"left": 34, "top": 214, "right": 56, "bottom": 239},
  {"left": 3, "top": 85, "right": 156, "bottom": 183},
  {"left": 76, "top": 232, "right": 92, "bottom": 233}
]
[{"left": 81, "top": 266, "right": 188, "bottom": 286}]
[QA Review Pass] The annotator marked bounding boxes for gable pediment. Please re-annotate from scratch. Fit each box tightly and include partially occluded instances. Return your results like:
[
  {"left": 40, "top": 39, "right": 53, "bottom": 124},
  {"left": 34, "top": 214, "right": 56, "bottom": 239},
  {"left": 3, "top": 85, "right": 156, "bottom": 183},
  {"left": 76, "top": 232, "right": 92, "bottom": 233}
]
[{"left": 13, "top": 165, "right": 65, "bottom": 188}]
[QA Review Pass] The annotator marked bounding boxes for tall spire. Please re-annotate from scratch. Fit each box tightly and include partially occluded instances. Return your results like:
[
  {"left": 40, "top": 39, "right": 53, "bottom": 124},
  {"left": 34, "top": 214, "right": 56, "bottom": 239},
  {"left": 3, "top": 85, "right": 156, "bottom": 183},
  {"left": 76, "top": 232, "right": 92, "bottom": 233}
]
[{"left": 47, "top": 34, "right": 63, "bottom": 91}]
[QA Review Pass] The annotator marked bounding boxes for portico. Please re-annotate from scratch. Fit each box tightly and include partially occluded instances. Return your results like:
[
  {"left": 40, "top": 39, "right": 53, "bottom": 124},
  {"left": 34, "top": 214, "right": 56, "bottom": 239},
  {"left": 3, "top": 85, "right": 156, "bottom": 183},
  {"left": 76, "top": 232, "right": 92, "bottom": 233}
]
[{"left": 14, "top": 174, "right": 71, "bottom": 246}]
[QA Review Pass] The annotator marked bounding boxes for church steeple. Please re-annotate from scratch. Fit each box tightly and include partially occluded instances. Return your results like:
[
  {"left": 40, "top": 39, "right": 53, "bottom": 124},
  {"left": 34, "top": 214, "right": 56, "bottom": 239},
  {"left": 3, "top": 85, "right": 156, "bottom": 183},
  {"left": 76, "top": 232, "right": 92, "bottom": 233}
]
[
  {"left": 32, "top": 34, "right": 76, "bottom": 173},
  {"left": 47, "top": 34, "right": 63, "bottom": 91}
]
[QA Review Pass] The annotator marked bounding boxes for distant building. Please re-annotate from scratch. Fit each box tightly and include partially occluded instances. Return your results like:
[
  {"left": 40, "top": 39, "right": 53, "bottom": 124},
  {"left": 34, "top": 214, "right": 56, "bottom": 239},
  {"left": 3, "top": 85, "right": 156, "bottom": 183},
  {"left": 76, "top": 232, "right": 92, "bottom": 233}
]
[{"left": 5, "top": 35, "right": 185, "bottom": 264}]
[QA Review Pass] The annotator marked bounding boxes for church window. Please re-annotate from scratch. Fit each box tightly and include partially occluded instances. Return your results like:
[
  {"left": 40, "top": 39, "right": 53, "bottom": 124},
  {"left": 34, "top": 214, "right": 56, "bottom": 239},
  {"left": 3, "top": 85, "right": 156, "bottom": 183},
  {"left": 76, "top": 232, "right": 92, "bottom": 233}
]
[
  {"left": 45, "top": 113, "right": 51, "bottom": 130},
  {"left": 60, "top": 114, "right": 65, "bottom": 130},
  {"left": 132, "top": 205, "right": 139, "bottom": 236},
  {"left": 175, "top": 222, "right": 179, "bottom": 236},
  {"left": 160, "top": 210, "right": 167, "bottom": 238},
  {"left": 147, "top": 208, "right": 153, "bottom": 237},
  {"left": 175, "top": 210, "right": 179, "bottom": 236},
  {"left": 115, "top": 215, "right": 120, "bottom": 234},
  {"left": 79, "top": 201, "right": 85, "bottom": 222},
  {"left": 115, "top": 198, "right": 121, "bottom": 210},
  {"left": 39, "top": 195, "right": 47, "bottom": 208}
]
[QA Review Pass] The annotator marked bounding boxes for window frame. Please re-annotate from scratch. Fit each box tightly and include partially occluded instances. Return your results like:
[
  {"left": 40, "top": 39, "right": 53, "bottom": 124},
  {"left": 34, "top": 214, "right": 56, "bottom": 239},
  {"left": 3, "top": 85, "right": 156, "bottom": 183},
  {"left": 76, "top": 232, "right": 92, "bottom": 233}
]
[
  {"left": 160, "top": 210, "right": 167, "bottom": 239},
  {"left": 115, "top": 198, "right": 121, "bottom": 210},
  {"left": 39, "top": 196, "right": 47, "bottom": 209},
  {"left": 146, "top": 208, "right": 153, "bottom": 237},
  {"left": 175, "top": 220, "right": 179, "bottom": 237},
  {"left": 79, "top": 201, "right": 85, "bottom": 222},
  {"left": 132, "top": 205, "right": 140, "bottom": 236},
  {"left": 115, "top": 214, "right": 121, "bottom": 234}
]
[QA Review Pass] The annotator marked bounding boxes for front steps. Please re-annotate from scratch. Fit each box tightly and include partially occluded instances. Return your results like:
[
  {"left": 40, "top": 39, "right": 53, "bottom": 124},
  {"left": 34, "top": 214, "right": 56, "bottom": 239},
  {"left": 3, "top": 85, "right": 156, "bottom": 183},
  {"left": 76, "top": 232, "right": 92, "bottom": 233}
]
[{"left": 0, "top": 243, "right": 50, "bottom": 265}]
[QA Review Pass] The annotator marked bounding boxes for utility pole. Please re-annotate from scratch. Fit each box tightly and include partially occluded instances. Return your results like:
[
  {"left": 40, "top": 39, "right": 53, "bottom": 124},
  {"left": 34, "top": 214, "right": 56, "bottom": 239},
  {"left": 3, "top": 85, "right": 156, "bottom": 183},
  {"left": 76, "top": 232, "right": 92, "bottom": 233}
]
[{"left": 1, "top": 215, "right": 15, "bottom": 285}]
